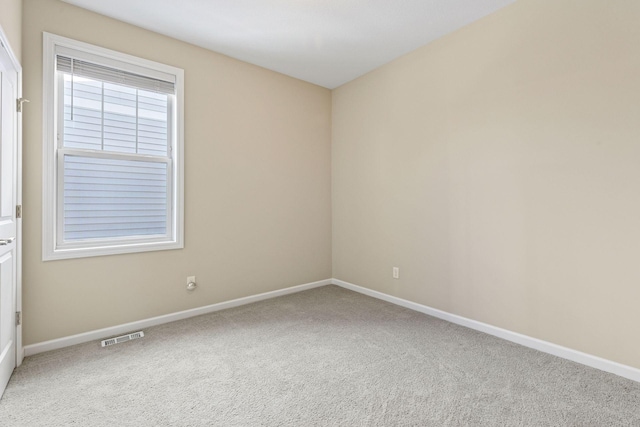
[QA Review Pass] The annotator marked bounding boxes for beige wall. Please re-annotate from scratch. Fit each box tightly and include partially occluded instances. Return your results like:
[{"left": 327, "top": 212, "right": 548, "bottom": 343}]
[
  {"left": 20, "top": 0, "right": 640, "bottom": 371},
  {"left": 22, "top": 0, "right": 332, "bottom": 344},
  {"left": 332, "top": 0, "right": 640, "bottom": 370},
  {"left": 0, "top": 0, "right": 21, "bottom": 62}
]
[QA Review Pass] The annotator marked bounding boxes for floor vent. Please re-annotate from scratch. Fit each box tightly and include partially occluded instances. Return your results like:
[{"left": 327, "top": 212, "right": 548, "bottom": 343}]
[{"left": 101, "top": 331, "right": 145, "bottom": 347}]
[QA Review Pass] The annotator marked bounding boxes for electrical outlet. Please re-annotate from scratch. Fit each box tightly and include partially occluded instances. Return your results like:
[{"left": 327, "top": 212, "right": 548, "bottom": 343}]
[
  {"left": 187, "top": 275, "right": 197, "bottom": 291},
  {"left": 392, "top": 267, "right": 399, "bottom": 279}
]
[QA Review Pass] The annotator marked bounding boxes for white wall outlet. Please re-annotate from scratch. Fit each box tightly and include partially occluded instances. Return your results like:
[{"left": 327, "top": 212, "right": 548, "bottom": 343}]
[
  {"left": 392, "top": 267, "right": 399, "bottom": 279},
  {"left": 187, "top": 275, "right": 197, "bottom": 291}
]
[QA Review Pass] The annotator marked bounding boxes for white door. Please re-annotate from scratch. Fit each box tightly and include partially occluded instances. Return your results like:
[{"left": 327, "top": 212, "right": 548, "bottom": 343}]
[{"left": 0, "top": 38, "right": 19, "bottom": 399}]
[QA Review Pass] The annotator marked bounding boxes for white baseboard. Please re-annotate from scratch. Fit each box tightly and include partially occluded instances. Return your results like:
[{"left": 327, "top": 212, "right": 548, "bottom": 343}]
[
  {"left": 332, "top": 278, "right": 640, "bottom": 384},
  {"left": 24, "top": 277, "right": 640, "bottom": 384},
  {"left": 24, "top": 279, "right": 331, "bottom": 357}
]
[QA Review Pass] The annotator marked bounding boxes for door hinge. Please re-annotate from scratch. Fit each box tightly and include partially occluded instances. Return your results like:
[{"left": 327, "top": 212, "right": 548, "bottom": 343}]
[
  {"left": 16, "top": 204, "right": 22, "bottom": 219},
  {"left": 16, "top": 98, "right": 30, "bottom": 113},
  {"left": 16, "top": 311, "right": 21, "bottom": 326}
]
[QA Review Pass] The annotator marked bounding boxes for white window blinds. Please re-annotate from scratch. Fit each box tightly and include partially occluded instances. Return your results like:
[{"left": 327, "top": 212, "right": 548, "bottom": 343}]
[{"left": 57, "top": 55, "right": 175, "bottom": 94}]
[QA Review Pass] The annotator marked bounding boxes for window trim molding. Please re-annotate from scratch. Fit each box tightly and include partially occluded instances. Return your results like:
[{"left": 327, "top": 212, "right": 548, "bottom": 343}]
[{"left": 42, "top": 32, "right": 184, "bottom": 261}]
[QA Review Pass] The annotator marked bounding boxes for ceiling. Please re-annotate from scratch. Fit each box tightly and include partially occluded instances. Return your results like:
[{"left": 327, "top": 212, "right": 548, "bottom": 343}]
[{"left": 60, "top": 0, "right": 516, "bottom": 89}]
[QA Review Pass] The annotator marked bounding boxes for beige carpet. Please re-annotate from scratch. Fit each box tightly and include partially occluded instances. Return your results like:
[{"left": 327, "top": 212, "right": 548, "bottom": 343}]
[{"left": 1, "top": 285, "right": 639, "bottom": 426}]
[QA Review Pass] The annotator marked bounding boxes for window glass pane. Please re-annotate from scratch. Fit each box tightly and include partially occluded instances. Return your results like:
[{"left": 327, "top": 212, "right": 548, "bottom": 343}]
[
  {"left": 63, "top": 155, "right": 168, "bottom": 241},
  {"left": 63, "top": 75, "right": 102, "bottom": 150},
  {"left": 62, "top": 75, "right": 169, "bottom": 156},
  {"left": 138, "top": 90, "right": 169, "bottom": 156},
  {"left": 104, "top": 82, "right": 137, "bottom": 154}
]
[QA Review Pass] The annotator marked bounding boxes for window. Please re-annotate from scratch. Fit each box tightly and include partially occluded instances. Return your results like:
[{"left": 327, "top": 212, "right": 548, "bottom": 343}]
[{"left": 43, "top": 33, "right": 184, "bottom": 260}]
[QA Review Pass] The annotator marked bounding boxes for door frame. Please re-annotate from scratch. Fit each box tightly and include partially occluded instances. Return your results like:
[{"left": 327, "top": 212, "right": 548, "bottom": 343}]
[{"left": 0, "top": 25, "right": 23, "bottom": 367}]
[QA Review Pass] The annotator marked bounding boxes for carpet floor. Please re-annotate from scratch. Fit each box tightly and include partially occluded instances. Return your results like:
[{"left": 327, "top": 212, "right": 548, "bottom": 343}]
[{"left": 0, "top": 285, "right": 639, "bottom": 426}]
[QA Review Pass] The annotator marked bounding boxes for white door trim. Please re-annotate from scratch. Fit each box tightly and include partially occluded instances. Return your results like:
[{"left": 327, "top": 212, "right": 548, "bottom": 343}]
[{"left": 0, "top": 26, "right": 23, "bottom": 368}]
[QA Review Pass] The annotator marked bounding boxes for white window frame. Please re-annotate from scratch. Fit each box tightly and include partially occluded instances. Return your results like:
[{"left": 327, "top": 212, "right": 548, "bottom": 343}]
[{"left": 42, "top": 33, "right": 184, "bottom": 261}]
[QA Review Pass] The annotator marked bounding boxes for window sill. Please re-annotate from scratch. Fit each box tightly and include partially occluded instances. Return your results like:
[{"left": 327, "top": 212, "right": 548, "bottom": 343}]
[{"left": 43, "top": 239, "right": 184, "bottom": 261}]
